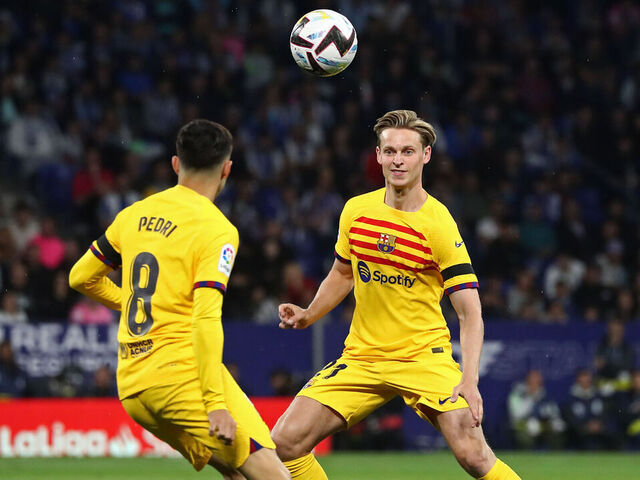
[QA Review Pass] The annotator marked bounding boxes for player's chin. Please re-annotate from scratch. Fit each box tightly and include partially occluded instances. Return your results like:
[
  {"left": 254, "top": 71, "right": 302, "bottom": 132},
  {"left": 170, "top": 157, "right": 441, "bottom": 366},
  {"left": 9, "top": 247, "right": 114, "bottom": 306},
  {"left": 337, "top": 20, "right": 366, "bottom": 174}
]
[{"left": 385, "top": 176, "right": 409, "bottom": 188}]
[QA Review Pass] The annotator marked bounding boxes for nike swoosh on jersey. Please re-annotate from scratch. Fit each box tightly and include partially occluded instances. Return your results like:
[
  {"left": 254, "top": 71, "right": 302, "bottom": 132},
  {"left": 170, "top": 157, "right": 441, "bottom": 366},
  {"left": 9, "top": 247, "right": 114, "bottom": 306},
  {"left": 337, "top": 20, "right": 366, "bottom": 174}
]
[
  {"left": 438, "top": 396, "right": 451, "bottom": 405},
  {"left": 455, "top": 240, "right": 464, "bottom": 248}
]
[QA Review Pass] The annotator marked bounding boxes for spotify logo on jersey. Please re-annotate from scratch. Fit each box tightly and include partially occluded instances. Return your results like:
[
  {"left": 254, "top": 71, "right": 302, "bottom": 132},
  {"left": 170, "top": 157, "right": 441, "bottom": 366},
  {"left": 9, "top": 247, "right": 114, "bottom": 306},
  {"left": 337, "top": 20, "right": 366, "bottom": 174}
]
[
  {"left": 357, "top": 261, "right": 371, "bottom": 282},
  {"left": 356, "top": 260, "right": 416, "bottom": 288}
]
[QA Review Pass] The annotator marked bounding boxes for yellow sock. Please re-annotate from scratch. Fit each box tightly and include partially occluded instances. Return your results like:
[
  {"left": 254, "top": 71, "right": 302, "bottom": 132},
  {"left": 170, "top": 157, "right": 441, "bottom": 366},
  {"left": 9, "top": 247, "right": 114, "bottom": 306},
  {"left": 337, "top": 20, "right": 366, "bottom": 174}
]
[
  {"left": 478, "top": 458, "right": 521, "bottom": 480},
  {"left": 283, "top": 453, "right": 328, "bottom": 480}
]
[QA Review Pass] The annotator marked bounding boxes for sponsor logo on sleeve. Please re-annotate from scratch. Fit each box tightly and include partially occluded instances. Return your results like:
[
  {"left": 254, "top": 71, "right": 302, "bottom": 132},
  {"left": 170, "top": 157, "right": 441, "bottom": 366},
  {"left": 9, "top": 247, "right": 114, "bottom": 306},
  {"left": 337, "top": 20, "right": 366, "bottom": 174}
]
[{"left": 218, "top": 243, "right": 235, "bottom": 277}]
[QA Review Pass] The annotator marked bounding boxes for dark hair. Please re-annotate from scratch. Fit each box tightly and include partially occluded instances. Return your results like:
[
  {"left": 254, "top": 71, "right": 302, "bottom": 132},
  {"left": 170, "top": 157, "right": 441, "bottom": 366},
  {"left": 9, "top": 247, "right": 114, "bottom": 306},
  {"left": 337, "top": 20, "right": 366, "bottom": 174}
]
[{"left": 175, "top": 119, "right": 233, "bottom": 170}]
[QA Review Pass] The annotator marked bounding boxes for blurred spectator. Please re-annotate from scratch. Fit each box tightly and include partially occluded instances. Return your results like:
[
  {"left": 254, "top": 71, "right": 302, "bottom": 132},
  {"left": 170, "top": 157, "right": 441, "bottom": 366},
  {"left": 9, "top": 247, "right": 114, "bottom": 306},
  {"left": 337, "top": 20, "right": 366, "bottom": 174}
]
[
  {"left": 563, "top": 369, "right": 618, "bottom": 449},
  {"left": 478, "top": 275, "right": 507, "bottom": 318},
  {"left": 506, "top": 270, "right": 544, "bottom": 320},
  {"left": 72, "top": 147, "right": 114, "bottom": 227},
  {"left": 47, "top": 363, "right": 86, "bottom": 397},
  {"left": 518, "top": 202, "right": 556, "bottom": 259},
  {"left": 543, "top": 253, "right": 585, "bottom": 301},
  {"left": 574, "top": 265, "right": 612, "bottom": 322},
  {"left": 6, "top": 101, "right": 61, "bottom": 180},
  {"left": 86, "top": 365, "right": 117, "bottom": 397},
  {"left": 0, "top": 290, "right": 28, "bottom": 324},
  {"left": 596, "top": 240, "right": 627, "bottom": 289},
  {"left": 282, "top": 261, "right": 317, "bottom": 308},
  {"left": 97, "top": 173, "right": 141, "bottom": 229},
  {"left": 595, "top": 319, "right": 635, "bottom": 395},
  {"left": 35, "top": 269, "right": 75, "bottom": 321},
  {"left": 508, "top": 370, "right": 565, "bottom": 449},
  {"left": 0, "top": 340, "right": 27, "bottom": 397},
  {"left": 0, "top": 225, "right": 16, "bottom": 273},
  {"left": 28, "top": 217, "right": 66, "bottom": 270},
  {"left": 7, "top": 261, "right": 36, "bottom": 317},
  {"left": 7, "top": 201, "right": 39, "bottom": 255},
  {"left": 269, "top": 367, "right": 298, "bottom": 396},
  {"left": 69, "top": 297, "right": 115, "bottom": 325}
]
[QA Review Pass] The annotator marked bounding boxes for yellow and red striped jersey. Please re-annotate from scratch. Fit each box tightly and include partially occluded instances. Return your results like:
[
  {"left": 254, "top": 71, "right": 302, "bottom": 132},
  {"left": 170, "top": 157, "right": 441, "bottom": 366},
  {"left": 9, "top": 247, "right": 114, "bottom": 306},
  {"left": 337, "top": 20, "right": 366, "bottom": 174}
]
[
  {"left": 92, "top": 185, "right": 238, "bottom": 399},
  {"left": 335, "top": 188, "right": 478, "bottom": 360}
]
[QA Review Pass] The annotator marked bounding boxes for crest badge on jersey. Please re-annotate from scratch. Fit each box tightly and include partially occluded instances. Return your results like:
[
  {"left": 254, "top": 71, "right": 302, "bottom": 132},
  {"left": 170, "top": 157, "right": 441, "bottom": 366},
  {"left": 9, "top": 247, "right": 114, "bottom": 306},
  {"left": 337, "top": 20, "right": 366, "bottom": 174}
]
[{"left": 377, "top": 233, "right": 396, "bottom": 254}]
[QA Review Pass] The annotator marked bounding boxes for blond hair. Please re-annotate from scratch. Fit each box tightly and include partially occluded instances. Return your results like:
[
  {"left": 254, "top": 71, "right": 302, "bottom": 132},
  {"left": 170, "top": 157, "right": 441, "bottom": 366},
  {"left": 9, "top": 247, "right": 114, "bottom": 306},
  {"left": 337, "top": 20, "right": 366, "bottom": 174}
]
[{"left": 373, "top": 110, "right": 436, "bottom": 148}]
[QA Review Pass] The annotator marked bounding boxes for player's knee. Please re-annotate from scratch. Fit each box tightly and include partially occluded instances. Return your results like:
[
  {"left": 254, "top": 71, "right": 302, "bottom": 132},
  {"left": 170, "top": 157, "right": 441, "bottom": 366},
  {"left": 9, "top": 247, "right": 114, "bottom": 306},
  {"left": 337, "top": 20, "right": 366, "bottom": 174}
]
[
  {"left": 454, "top": 444, "right": 494, "bottom": 477},
  {"left": 271, "top": 425, "right": 309, "bottom": 461}
]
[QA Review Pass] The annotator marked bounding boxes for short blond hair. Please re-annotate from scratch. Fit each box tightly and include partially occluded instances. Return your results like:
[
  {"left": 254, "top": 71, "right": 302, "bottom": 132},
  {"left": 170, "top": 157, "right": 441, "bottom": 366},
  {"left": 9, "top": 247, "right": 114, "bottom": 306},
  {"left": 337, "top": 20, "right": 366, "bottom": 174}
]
[{"left": 373, "top": 110, "right": 436, "bottom": 148}]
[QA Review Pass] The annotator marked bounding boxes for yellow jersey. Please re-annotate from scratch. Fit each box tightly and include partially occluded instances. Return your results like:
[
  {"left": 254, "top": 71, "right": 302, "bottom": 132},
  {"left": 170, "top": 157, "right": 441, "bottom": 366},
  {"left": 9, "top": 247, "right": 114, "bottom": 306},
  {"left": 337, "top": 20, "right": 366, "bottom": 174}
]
[
  {"left": 91, "top": 185, "right": 239, "bottom": 400},
  {"left": 335, "top": 188, "right": 478, "bottom": 360}
]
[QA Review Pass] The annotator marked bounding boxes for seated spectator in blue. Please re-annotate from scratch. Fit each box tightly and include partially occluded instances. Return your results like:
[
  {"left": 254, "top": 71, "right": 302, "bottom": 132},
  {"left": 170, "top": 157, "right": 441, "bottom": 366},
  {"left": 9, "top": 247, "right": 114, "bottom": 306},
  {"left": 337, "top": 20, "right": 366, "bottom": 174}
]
[
  {"left": 0, "top": 340, "right": 27, "bottom": 397},
  {"left": 595, "top": 319, "right": 635, "bottom": 395},
  {"left": 564, "top": 369, "right": 619, "bottom": 449},
  {"left": 508, "top": 369, "right": 565, "bottom": 449},
  {"left": 620, "top": 370, "right": 640, "bottom": 449}
]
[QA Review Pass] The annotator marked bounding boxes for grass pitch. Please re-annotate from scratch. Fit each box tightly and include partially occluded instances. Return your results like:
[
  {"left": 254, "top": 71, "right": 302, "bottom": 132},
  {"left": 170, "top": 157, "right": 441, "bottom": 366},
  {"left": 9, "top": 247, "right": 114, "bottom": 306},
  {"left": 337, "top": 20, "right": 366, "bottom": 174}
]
[{"left": 0, "top": 452, "right": 637, "bottom": 479}]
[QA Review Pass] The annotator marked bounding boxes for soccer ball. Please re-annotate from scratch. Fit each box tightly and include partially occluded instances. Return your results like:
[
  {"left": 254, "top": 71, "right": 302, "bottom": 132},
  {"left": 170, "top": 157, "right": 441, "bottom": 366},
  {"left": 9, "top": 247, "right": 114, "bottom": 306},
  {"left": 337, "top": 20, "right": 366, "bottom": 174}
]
[{"left": 289, "top": 9, "right": 357, "bottom": 77}]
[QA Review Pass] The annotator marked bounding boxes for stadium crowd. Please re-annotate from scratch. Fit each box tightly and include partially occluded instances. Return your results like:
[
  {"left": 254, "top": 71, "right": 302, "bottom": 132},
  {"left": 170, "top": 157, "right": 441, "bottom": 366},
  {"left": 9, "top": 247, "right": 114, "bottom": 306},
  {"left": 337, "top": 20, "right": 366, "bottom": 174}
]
[{"left": 0, "top": 0, "right": 639, "bottom": 448}]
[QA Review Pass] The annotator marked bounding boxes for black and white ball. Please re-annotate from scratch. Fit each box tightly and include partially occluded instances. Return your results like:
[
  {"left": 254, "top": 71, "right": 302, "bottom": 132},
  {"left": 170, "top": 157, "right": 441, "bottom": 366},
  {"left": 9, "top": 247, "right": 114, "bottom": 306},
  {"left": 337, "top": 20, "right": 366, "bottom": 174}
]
[{"left": 289, "top": 9, "right": 357, "bottom": 77}]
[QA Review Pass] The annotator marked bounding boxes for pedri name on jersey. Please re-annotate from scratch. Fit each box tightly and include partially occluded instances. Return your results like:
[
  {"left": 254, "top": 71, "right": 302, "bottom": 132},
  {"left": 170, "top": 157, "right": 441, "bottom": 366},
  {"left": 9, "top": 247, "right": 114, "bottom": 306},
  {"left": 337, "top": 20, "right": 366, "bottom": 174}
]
[{"left": 138, "top": 216, "right": 178, "bottom": 238}]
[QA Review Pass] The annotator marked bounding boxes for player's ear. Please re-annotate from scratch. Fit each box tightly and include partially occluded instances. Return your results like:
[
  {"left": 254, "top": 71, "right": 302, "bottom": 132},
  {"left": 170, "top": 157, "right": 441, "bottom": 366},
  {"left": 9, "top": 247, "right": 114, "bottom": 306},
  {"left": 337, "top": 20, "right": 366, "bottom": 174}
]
[
  {"left": 171, "top": 156, "right": 180, "bottom": 175},
  {"left": 221, "top": 159, "right": 232, "bottom": 180},
  {"left": 423, "top": 146, "right": 431, "bottom": 165},
  {"left": 376, "top": 146, "right": 382, "bottom": 165}
]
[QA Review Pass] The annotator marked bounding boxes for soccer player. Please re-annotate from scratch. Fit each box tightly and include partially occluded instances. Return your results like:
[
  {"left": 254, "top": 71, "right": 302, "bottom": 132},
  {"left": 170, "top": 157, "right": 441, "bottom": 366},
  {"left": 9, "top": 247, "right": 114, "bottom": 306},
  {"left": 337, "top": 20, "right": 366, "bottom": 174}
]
[
  {"left": 272, "top": 110, "right": 521, "bottom": 480},
  {"left": 69, "top": 120, "right": 290, "bottom": 480}
]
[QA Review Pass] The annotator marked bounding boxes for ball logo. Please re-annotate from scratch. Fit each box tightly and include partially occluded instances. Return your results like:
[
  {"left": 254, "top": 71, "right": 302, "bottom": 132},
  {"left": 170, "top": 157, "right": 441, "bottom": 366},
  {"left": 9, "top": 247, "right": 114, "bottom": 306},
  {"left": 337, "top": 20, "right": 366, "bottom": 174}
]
[{"left": 357, "top": 261, "right": 371, "bottom": 283}]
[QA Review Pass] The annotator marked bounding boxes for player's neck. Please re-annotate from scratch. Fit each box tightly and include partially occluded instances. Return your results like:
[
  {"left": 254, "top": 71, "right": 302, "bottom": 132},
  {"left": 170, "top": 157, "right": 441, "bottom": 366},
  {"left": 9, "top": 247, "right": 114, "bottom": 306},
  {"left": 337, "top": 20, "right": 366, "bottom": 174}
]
[
  {"left": 178, "top": 173, "right": 221, "bottom": 202},
  {"left": 384, "top": 183, "right": 427, "bottom": 212}
]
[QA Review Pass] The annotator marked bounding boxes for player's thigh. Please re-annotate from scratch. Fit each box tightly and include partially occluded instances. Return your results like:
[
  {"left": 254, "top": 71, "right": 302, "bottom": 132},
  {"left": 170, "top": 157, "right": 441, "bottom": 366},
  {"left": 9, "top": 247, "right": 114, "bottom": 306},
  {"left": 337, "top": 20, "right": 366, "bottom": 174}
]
[
  {"left": 122, "top": 393, "right": 213, "bottom": 471},
  {"left": 296, "top": 356, "right": 393, "bottom": 427},
  {"left": 221, "top": 365, "right": 275, "bottom": 452},
  {"left": 272, "top": 356, "right": 393, "bottom": 458},
  {"left": 387, "top": 348, "right": 470, "bottom": 418},
  {"left": 141, "top": 378, "right": 258, "bottom": 469}
]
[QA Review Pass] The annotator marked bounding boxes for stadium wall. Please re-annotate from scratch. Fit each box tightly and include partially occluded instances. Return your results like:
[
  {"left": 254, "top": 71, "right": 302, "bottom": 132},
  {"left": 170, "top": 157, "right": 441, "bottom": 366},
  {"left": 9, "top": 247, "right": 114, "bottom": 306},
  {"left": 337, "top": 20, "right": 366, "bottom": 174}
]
[{"left": 2, "top": 322, "right": 639, "bottom": 451}]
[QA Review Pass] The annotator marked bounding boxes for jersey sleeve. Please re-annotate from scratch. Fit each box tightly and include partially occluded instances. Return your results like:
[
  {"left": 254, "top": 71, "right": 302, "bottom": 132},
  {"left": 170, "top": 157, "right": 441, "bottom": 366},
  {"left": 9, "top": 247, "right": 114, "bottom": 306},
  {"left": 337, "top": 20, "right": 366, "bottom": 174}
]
[
  {"left": 431, "top": 207, "right": 479, "bottom": 295},
  {"left": 193, "top": 224, "right": 239, "bottom": 294},
  {"left": 90, "top": 209, "right": 125, "bottom": 269},
  {"left": 334, "top": 200, "right": 352, "bottom": 264}
]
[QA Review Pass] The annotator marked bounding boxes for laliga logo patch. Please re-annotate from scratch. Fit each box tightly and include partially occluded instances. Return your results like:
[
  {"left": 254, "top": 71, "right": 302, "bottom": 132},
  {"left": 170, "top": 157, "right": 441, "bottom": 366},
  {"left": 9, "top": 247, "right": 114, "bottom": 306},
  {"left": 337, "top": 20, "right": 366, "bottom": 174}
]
[
  {"left": 357, "top": 261, "right": 371, "bottom": 283},
  {"left": 377, "top": 233, "right": 396, "bottom": 254},
  {"left": 218, "top": 243, "right": 235, "bottom": 277}
]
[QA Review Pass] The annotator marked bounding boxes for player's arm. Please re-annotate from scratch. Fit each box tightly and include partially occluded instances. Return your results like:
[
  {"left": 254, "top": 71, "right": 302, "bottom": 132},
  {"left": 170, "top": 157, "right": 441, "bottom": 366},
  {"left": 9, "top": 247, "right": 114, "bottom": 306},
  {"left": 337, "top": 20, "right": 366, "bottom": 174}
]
[
  {"left": 279, "top": 258, "right": 353, "bottom": 329},
  {"left": 449, "top": 288, "right": 484, "bottom": 428},
  {"left": 191, "top": 286, "right": 235, "bottom": 445},
  {"left": 432, "top": 206, "right": 483, "bottom": 426},
  {"left": 280, "top": 200, "right": 354, "bottom": 329},
  {"left": 69, "top": 235, "right": 122, "bottom": 311},
  {"left": 192, "top": 227, "right": 239, "bottom": 445}
]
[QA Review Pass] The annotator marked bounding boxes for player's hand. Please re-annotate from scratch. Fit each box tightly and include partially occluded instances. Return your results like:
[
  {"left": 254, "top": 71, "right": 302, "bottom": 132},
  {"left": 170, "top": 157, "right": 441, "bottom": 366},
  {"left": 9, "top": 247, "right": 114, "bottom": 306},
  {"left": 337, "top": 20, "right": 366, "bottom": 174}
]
[
  {"left": 451, "top": 378, "right": 483, "bottom": 428},
  {"left": 208, "top": 409, "right": 236, "bottom": 445},
  {"left": 278, "top": 303, "right": 311, "bottom": 329}
]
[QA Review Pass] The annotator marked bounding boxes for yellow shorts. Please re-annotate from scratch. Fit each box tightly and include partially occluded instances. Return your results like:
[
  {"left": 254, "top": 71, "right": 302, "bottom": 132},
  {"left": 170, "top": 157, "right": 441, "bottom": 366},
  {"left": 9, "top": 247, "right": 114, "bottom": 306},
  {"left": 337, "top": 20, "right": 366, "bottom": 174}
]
[
  {"left": 121, "top": 366, "right": 275, "bottom": 470},
  {"left": 298, "top": 346, "right": 469, "bottom": 427}
]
